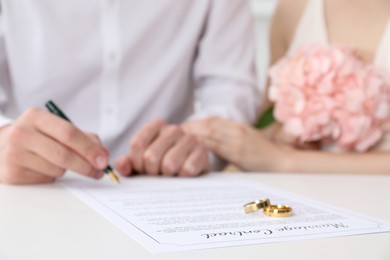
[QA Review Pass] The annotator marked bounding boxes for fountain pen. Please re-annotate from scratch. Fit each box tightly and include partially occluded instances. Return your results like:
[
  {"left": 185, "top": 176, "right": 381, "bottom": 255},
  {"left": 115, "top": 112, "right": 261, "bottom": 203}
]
[{"left": 45, "top": 100, "right": 120, "bottom": 184}]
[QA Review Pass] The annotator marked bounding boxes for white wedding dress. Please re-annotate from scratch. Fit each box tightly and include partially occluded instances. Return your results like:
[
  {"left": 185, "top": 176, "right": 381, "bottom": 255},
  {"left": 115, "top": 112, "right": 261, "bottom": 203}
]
[{"left": 287, "top": 0, "right": 390, "bottom": 152}]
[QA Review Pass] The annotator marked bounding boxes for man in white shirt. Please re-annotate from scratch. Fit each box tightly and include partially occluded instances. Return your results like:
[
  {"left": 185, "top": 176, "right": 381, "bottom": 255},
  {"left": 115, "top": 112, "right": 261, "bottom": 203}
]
[{"left": 0, "top": 1, "right": 260, "bottom": 184}]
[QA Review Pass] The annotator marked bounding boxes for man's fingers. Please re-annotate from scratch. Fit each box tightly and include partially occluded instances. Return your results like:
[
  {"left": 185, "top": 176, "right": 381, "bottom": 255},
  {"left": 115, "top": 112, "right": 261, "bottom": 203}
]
[
  {"left": 143, "top": 125, "right": 183, "bottom": 175},
  {"left": 10, "top": 150, "right": 66, "bottom": 178},
  {"left": 161, "top": 134, "right": 197, "bottom": 176},
  {"left": 86, "top": 132, "right": 101, "bottom": 144},
  {"left": 25, "top": 108, "right": 109, "bottom": 170},
  {"left": 1, "top": 165, "right": 55, "bottom": 185},
  {"left": 20, "top": 129, "right": 101, "bottom": 178},
  {"left": 130, "top": 119, "right": 166, "bottom": 172},
  {"left": 178, "top": 145, "right": 209, "bottom": 177},
  {"left": 114, "top": 155, "right": 133, "bottom": 176}
]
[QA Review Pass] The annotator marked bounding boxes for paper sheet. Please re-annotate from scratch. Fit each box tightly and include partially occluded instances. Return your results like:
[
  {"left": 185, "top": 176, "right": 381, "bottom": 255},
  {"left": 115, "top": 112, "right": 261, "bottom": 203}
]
[{"left": 63, "top": 174, "right": 390, "bottom": 253}]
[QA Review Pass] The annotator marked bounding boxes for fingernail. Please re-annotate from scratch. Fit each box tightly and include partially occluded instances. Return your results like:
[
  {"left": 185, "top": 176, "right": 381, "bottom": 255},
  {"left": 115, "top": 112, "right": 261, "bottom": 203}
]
[
  {"left": 187, "top": 165, "right": 198, "bottom": 176},
  {"left": 96, "top": 155, "right": 108, "bottom": 170},
  {"left": 95, "top": 171, "right": 104, "bottom": 179}
]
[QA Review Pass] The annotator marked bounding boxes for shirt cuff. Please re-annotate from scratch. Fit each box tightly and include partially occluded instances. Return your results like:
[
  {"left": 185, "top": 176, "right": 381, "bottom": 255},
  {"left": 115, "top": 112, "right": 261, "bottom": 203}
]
[
  {"left": 0, "top": 115, "right": 13, "bottom": 129},
  {"left": 190, "top": 78, "right": 262, "bottom": 124}
]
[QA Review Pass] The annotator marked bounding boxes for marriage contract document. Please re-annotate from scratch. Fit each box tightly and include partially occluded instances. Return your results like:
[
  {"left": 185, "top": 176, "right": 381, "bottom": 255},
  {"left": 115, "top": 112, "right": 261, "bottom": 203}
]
[{"left": 64, "top": 174, "right": 390, "bottom": 253}]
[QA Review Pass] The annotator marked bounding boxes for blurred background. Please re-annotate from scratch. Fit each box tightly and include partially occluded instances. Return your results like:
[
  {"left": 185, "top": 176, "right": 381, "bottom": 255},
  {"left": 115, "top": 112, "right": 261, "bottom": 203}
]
[{"left": 251, "top": 0, "right": 277, "bottom": 90}]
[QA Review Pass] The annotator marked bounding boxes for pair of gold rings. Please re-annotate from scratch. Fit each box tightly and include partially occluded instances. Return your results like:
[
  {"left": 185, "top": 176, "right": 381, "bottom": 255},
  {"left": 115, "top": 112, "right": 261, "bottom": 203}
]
[
  {"left": 243, "top": 198, "right": 271, "bottom": 213},
  {"left": 243, "top": 198, "right": 293, "bottom": 218}
]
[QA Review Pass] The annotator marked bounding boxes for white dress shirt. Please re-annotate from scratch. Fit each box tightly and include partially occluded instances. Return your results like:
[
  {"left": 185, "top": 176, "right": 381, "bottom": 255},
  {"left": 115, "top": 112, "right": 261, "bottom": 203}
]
[{"left": 0, "top": 0, "right": 261, "bottom": 158}]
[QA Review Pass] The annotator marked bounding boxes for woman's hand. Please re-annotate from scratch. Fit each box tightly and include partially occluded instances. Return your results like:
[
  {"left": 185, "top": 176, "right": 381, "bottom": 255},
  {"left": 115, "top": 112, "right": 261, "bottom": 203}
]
[
  {"left": 262, "top": 123, "right": 321, "bottom": 150},
  {"left": 183, "top": 117, "right": 289, "bottom": 172},
  {"left": 262, "top": 122, "right": 297, "bottom": 147}
]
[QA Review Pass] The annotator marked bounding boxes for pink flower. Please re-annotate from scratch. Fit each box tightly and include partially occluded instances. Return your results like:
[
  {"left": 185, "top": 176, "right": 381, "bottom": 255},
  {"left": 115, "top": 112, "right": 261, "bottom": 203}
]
[{"left": 269, "top": 44, "right": 390, "bottom": 152}]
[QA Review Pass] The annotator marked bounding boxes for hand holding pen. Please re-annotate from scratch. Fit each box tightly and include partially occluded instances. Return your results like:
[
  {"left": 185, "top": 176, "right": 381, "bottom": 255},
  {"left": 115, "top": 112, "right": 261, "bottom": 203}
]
[
  {"left": 46, "top": 101, "right": 119, "bottom": 183},
  {"left": 0, "top": 102, "right": 118, "bottom": 184}
]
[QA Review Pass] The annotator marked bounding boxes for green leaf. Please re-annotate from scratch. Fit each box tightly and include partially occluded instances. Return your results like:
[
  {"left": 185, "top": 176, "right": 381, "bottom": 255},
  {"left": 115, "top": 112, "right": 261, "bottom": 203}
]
[{"left": 255, "top": 106, "right": 275, "bottom": 129}]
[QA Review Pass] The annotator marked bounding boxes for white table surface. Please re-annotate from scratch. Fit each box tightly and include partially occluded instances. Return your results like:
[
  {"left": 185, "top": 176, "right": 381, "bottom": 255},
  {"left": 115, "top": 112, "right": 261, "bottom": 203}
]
[{"left": 1, "top": 172, "right": 389, "bottom": 260}]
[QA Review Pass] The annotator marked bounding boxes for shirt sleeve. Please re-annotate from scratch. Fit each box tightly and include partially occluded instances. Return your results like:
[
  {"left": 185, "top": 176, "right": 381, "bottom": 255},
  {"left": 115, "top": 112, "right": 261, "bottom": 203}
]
[
  {"left": 191, "top": 0, "right": 262, "bottom": 124},
  {"left": 0, "top": 13, "right": 13, "bottom": 129},
  {"left": 0, "top": 113, "right": 12, "bottom": 128}
]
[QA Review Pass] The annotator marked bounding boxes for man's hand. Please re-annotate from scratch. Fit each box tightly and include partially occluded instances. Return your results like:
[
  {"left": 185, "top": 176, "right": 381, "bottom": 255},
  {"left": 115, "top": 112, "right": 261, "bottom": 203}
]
[
  {"left": 0, "top": 108, "right": 109, "bottom": 184},
  {"left": 115, "top": 119, "right": 209, "bottom": 177},
  {"left": 263, "top": 123, "right": 321, "bottom": 150}
]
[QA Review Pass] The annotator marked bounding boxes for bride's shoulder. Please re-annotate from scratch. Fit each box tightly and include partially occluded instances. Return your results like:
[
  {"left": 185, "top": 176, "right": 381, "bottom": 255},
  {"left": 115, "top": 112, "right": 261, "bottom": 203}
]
[
  {"left": 270, "top": 0, "right": 308, "bottom": 62},
  {"left": 273, "top": 0, "right": 307, "bottom": 37}
]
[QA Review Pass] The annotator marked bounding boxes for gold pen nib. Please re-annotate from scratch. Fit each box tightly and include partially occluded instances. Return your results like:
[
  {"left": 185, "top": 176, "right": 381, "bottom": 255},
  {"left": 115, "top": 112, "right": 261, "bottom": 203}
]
[
  {"left": 108, "top": 171, "right": 120, "bottom": 184},
  {"left": 104, "top": 166, "right": 120, "bottom": 184}
]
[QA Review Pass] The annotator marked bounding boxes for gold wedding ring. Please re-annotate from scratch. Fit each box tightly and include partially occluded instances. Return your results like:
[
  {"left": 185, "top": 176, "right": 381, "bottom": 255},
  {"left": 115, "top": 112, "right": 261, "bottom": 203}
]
[
  {"left": 263, "top": 205, "right": 293, "bottom": 218},
  {"left": 243, "top": 198, "right": 271, "bottom": 213}
]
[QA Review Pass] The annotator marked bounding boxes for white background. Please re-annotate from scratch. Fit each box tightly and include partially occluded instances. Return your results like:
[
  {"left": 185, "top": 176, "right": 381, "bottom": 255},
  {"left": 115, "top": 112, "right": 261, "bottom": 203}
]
[{"left": 251, "top": 0, "right": 277, "bottom": 89}]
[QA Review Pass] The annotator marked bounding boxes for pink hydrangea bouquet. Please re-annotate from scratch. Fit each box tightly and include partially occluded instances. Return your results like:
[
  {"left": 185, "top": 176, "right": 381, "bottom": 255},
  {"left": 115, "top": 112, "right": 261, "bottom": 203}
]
[{"left": 268, "top": 44, "right": 390, "bottom": 152}]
